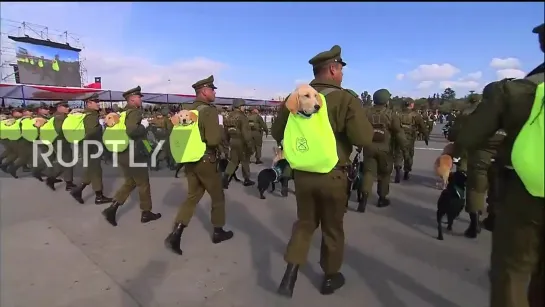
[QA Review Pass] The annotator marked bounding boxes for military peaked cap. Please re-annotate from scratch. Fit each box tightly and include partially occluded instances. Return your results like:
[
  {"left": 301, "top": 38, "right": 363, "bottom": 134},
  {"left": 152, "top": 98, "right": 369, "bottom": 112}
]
[
  {"left": 308, "top": 45, "right": 346, "bottom": 67},
  {"left": 122, "top": 86, "right": 144, "bottom": 99},
  {"left": 85, "top": 93, "right": 100, "bottom": 101},
  {"left": 192, "top": 75, "right": 217, "bottom": 90}
]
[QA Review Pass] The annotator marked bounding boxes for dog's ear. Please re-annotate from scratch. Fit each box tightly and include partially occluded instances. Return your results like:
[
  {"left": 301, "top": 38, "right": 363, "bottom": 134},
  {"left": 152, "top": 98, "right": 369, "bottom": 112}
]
[
  {"left": 285, "top": 91, "right": 299, "bottom": 114},
  {"left": 171, "top": 114, "right": 180, "bottom": 125},
  {"left": 189, "top": 112, "right": 198, "bottom": 122}
]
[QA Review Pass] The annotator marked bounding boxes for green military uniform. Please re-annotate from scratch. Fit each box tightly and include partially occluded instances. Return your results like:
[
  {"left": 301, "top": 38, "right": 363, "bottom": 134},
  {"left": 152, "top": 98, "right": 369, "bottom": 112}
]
[
  {"left": 272, "top": 45, "right": 374, "bottom": 297},
  {"left": 223, "top": 98, "right": 255, "bottom": 188},
  {"left": 425, "top": 112, "right": 435, "bottom": 135},
  {"left": 102, "top": 86, "right": 161, "bottom": 227},
  {"left": 454, "top": 23, "right": 544, "bottom": 307},
  {"left": 0, "top": 108, "right": 24, "bottom": 173},
  {"left": 5, "top": 108, "right": 36, "bottom": 178},
  {"left": 459, "top": 88, "right": 506, "bottom": 238},
  {"left": 47, "top": 104, "right": 76, "bottom": 190},
  {"left": 247, "top": 109, "right": 268, "bottom": 164},
  {"left": 29, "top": 104, "right": 54, "bottom": 181},
  {"left": 70, "top": 93, "right": 112, "bottom": 205},
  {"left": 149, "top": 109, "right": 174, "bottom": 169},
  {"left": 447, "top": 96, "right": 481, "bottom": 173},
  {"left": 360, "top": 89, "right": 407, "bottom": 209},
  {"left": 393, "top": 99, "right": 429, "bottom": 182},
  {"left": 165, "top": 75, "right": 233, "bottom": 256}
]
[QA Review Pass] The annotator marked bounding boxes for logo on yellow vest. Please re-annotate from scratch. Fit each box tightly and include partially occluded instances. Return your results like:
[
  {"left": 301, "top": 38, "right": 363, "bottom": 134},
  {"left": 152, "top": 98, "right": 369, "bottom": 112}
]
[{"left": 296, "top": 137, "right": 309, "bottom": 152}]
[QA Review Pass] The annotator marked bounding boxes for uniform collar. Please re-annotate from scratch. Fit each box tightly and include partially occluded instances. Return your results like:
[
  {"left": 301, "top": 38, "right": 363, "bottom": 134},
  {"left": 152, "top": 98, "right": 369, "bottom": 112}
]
[{"left": 309, "top": 78, "right": 342, "bottom": 89}]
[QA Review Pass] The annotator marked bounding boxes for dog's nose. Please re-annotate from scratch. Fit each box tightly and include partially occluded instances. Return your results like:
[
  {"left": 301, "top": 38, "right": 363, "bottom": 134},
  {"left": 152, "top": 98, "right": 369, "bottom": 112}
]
[
  {"left": 182, "top": 119, "right": 186, "bottom": 123},
  {"left": 314, "top": 104, "right": 321, "bottom": 111}
]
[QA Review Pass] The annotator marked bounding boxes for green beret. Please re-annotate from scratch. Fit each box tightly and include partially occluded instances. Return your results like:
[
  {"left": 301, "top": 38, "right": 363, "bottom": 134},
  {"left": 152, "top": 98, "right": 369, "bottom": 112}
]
[
  {"left": 122, "top": 86, "right": 143, "bottom": 99},
  {"left": 532, "top": 23, "right": 544, "bottom": 34},
  {"left": 192, "top": 75, "right": 217, "bottom": 90},
  {"left": 233, "top": 98, "right": 246, "bottom": 108},
  {"left": 85, "top": 93, "right": 100, "bottom": 101},
  {"left": 308, "top": 45, "right": 346, "bottom": 67},
  {"left": 373, "top": 89, "right": 391, "bottom": 105}
]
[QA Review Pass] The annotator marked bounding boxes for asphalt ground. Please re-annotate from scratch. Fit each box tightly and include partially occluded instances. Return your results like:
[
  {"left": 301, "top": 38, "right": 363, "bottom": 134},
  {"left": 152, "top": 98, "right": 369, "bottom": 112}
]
[{"left": 0, "top": 124, "right": 490, "bottom": 307}]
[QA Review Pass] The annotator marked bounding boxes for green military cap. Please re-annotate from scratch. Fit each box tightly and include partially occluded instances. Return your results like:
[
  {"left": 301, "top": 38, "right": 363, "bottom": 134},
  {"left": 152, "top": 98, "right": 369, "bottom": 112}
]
[
  {"left": 373, "top": 89, "right": 391, "bottom": 105},
  {"left": 232, "top": 98, "right": 246, "bottom": 108},
  {"left": 192, "top": 75, "right": 217, "bottom": 90},
  {"left": 54, "top": 100, "right": 70, "bottom": 107},
  {"left": 532, "top": 22, "right": 544, "bottom": 34},
  {"left": 403, "top": 98, "right": 415, "bottom": 106},
  {"left": 85, "top": 93, "right": 100, "bottom": 101},
  {"left": 308, "top": 45, "right": 346, "bottom": 67},
  {"left": 122, "top": 85, "right": 144, "bottom": 99},
  {"left": 35, "top": 103, "right": 49, "bottom": 110},
  {"left": 11, "top": 107, "right": 23, "bottom": 113}
]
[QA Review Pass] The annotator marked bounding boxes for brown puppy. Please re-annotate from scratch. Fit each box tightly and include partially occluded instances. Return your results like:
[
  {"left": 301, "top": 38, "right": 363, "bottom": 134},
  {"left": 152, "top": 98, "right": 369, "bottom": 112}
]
[
  {"left": 434, "top": 143, "right": 455, "bottom": 189},
  {"left": 171, "top": 110, "right": 198, "bottom": 126},
  {"left": 33, "top": 117, "right": 47, "bottom": 128},
  {"left": 104, "top": 112, "right": 120, "bottom": 127},
  {"left": 285, "top": 84, "right": 323, "bottom": 116}
]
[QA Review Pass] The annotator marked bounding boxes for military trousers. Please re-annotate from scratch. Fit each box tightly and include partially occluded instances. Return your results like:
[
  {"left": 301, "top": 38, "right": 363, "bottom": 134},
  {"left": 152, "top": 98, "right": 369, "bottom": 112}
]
[
  {"left": 361, "top": 148, "right": 393, "bottom": 198},
  {"left": 10, "top": 139, "right": 33, "bottom": 170},
  {"left": 0, "top": 139, "right": 16, "bottom": 164},
  {"left": 250, "top": 131, "right": 263, "bottom": 160},
  {"left": 225, "top": 139, "right": 251, "bottom": 180},
  {"left": 486, "top": 159, "right": 501, "bottom": 215},
  {"left": 47, "top": 142, "right": 75, "bottom": 182},
  {"left": 284, "top": 169, "right": 347, "bottom": 275},
  {"left": 489, "top": 169, "right": 544, "bottom": 307},
  {"left": 82, "top": 156, "right": 103, "bottom": 192},
  {"left": 175, "top": 154, "right": 226, "bottom": 227},
  {"left": 466, "top": 150, "right": 494, "bottom": 213},
  {"left": 113, "top": 153, "right": 152, "bottom": 211},
  {"left": 393, "top": 137, "right": 415, "bottom": 172}
]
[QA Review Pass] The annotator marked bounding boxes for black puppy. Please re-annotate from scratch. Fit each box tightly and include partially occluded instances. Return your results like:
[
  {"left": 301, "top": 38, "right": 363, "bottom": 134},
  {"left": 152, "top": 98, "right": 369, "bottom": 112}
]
[
  {"left": 436, "top": 170, "right": 467, "bottom": 240},
  {"left": 257, "top": 159, "right": 289, "bottom": 199}
]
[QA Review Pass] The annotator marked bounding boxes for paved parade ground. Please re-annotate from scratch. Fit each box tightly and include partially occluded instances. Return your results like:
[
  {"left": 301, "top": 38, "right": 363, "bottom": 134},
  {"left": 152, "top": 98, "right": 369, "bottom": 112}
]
[{"left": 0, "top": 125, "right": 491, "bottom": 307}]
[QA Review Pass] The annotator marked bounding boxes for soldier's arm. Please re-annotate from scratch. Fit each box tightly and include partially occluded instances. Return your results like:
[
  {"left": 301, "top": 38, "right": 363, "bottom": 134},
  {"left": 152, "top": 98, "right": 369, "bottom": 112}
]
[
  {"left": 202, "top": 107, "right": 222, "bottom": 147},
  {"left": 271, "top": 103, "right": 289, "bottom": 144},
  {"left": 54, "top": 115, "right": 65, "bottom": 137},
  {"left": 345, "top": 97, "right": 373, "bottom": 147},
  {"left": 84, "top": 113, "right": 101, "bottom": 140},
  {"left": 258, "top": 116, "right": 268, "bottom": 135},
  {"left": 454, "top": 97, "right": 503, "bottom": 156},
  {"left": 125, "top": 109, "right": 147, "bottom": 139},
  {"left": 415, "top": 114, "right": 429, "bottom": 138},
  {"left": 391, "top": 115, "right": 407, "bottom": 148}
]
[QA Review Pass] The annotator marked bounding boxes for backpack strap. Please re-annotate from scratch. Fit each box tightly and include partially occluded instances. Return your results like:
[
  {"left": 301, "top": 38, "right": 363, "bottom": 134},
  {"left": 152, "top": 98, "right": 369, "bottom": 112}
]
[{"left": 319, "top": 88, "right": 340, "bottom": 96}]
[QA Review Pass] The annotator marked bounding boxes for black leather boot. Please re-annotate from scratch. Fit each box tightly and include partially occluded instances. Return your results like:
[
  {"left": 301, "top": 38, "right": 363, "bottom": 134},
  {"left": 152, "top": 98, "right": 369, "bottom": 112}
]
[
  {"left": 7, "top": 164, "right": 18, "bottom": 178},
  {"left": 212, "top": 227, "right": 234, "bottom": 244},
  {"left": 357, "top": 193, "right": 368, "bottom": 213},
  {"left": 464, "top": 212, "right": 480, "bottom": 239},
  {"left": 65, "top": 181, "right": 76, "bottom": 191},
  {"left": 102, "top": 201, "right": 121, "bottom": 226},
  {"left": 70, "top": 184, "right": 87, "bottom": 204},
  {"left": 277, "top": 263, "right": 299, "bottom": 298},
  {"left": 377, "top": 197, "right": 391, "bottom": 208},
  {"left": 95, "top": 191, "right": 113, "bottom": 205},
  {"left": 320, "top": 272, "right": 346, "bottom": 295},
  {"left": 243, "top": 178, "right": 255, "bottom": 186},
  {"left": 45, "top": 177, "right": 57, "bottom": 191},
  {"left": 482, "top": 213, "right": 495, "bottom": 232},
  {"left": 31, "top": 170, "right": 44, "bottom": 182},
  {"left": 164, "top": 222, "right": 185, "bottom": 255},
  {"left": 222, "top": 174, "right": 230, "bottom": 189},
  {"left": 255, "top": 159, "right": 263, "bottom": 165},
  {"left": 403, "top": 171, "right": 410, "bottom": 180},
  {"left": 141, "top": 211, "right": 162, "bottom": 223},
  {"left": 394, "top": 167, "right": 401, "bottom": 183}
]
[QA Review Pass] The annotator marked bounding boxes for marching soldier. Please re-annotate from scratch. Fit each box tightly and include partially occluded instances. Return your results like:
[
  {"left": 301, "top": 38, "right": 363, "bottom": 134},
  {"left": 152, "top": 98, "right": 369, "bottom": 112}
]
[
  {"left": 247, "top": 108, "right": 268, "bottom": 164},
  {"left": 0, "top": 108, "right": 24, "bottom": 173},
  {"left": 272, "top": 45, "right": 373, "bottom": 297},
  {"left": 359, "top": 89, "right": 407, "bottom": 211},
  {"left": 393, "top": 99, "right": 428, "bottom": 182},
  {"left": 5, "top": 107, "right": 35, "bottom": 178},
  {"left": 69, "top": 94, "right": 113, "bottom": 205},
  {"left": 222, "top": 98, "right": 255, "bottom": 188},
  {"left": 164, "top": 75, "right": 233, "bottom": 255},
  {"left": 101, "top": 86, "right": 162, "bottom": 226},
  {"left": 453, "top": 23, "right": 544, "bottom": 307}
]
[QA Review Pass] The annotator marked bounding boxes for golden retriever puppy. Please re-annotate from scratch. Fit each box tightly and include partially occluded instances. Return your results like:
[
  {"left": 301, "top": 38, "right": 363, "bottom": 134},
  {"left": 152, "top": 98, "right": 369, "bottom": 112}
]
[
  {"left": 434, "top": 143, "right": 455, "bottom": 189},
  {"left": 285, "top": 84, "right": 323, "bottom": 116},
  {"left": 171, "top": 110, "right": 198, "bottom": 126},
  {"left": 33, "top": 117, "right": 47, "bottom": 128},
  {"left": 104, "top": 112, "right": 120, "bottom": 127}
]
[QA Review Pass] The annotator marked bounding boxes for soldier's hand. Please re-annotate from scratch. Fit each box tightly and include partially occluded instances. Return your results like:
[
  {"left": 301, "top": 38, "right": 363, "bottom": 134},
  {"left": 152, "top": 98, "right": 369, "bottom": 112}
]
[{"left": 425, "top": 139, "right": 429, "bottom": 146}]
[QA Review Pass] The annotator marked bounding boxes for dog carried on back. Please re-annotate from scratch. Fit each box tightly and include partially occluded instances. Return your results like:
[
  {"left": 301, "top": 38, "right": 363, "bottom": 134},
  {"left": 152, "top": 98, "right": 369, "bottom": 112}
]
[
  {"left": 257, "top": 146, "right": 290, "bottom": 199},
  {"left": 434, "top": 143, "right": 467, "bottom": 240}
]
